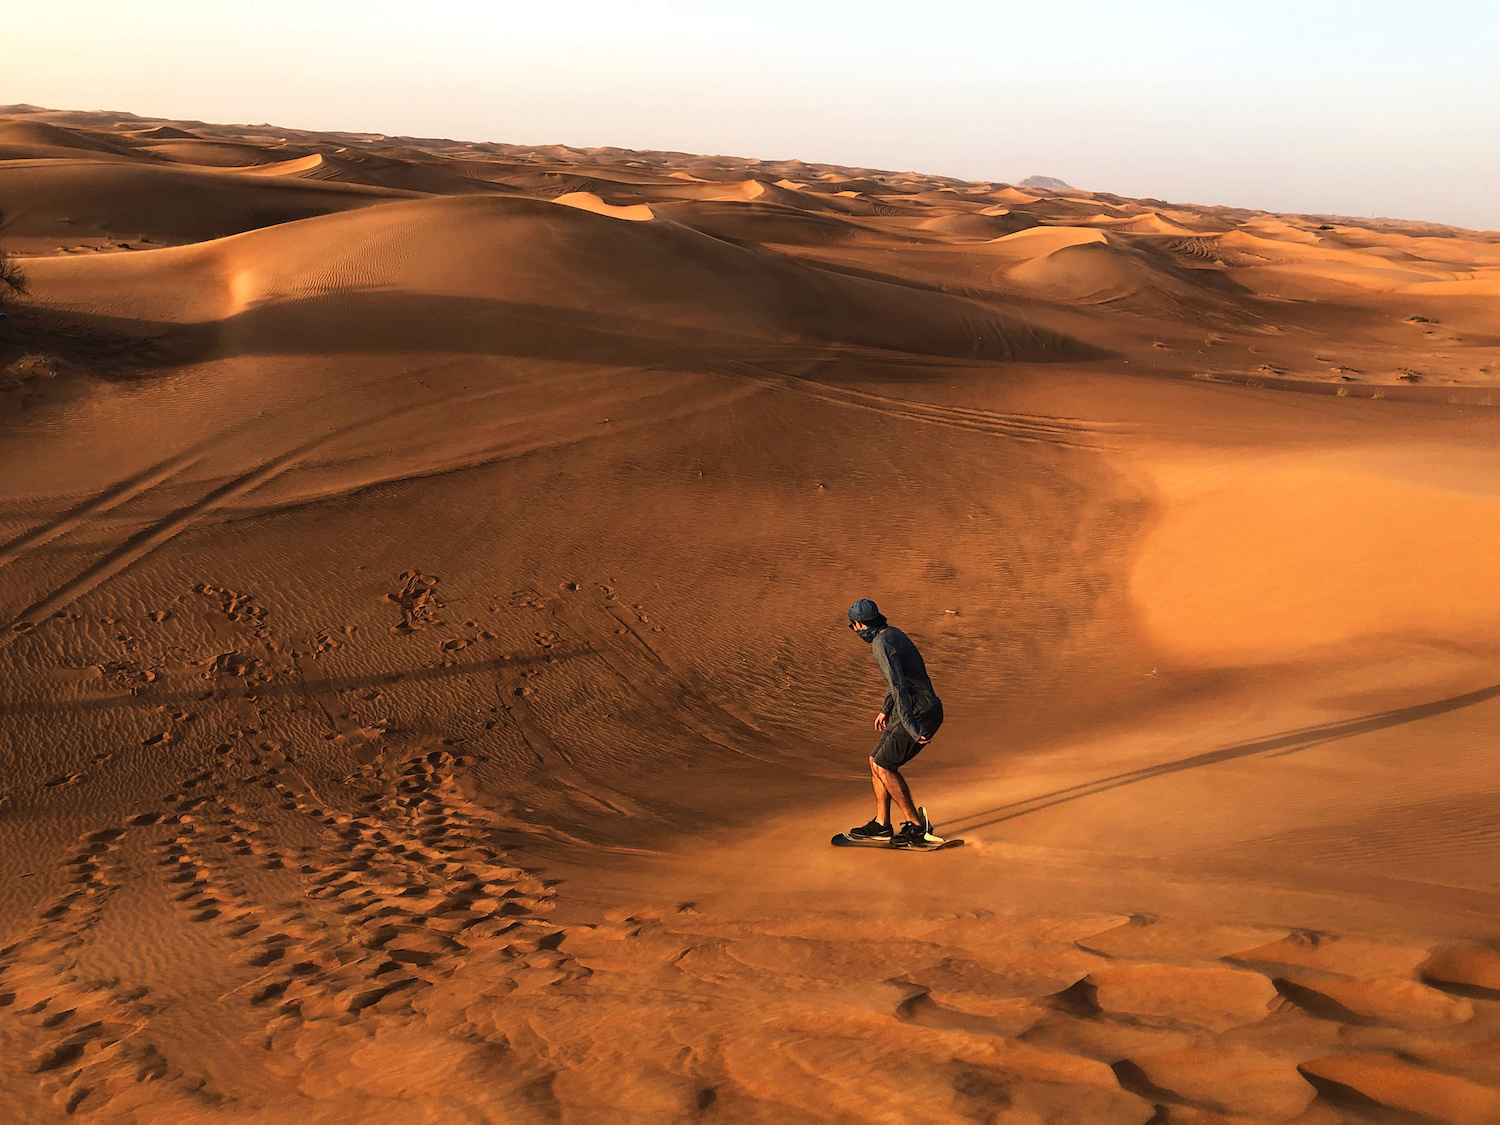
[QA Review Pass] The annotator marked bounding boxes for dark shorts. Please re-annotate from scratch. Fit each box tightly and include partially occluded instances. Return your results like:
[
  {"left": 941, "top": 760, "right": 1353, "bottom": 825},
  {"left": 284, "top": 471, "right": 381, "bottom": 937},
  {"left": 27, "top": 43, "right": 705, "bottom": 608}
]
[{"left": 871, "top": 706, "right": 943, "bottom": 771}]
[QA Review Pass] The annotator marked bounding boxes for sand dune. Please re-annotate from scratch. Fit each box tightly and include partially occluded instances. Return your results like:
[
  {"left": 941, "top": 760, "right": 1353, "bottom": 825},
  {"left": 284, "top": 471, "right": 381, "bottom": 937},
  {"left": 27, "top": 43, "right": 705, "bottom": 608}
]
[
  {"left": 915, "top": 211, "right": 1037, "bottom": 239},
  {"left": 990, "top": 224, "right": 1110, "bottom": 255},
  {"left": 318, "top": 150, "right": 515, "bottom": 196},
  {"left": 553, "top": 191, "right": 655, "bottom": 222},
  {"left": 226, "top": 152, "right": 393, "bottom": 186},
  {"left": 650, "top": 199, "right": 865, "bottom": 246},
  {"left": 0, "top": 118, "right": 140, "bottom": 161},
  {"left": 1, "top": 105, "right": 1499, "bottom": 1124},
  {"left": 136, "top": 140, "right": 296, "bottom": 167},
  {"left": 989, "top": 186, "right": 1042, "bottom": 205},
  {"left": 1088, "top": 212, "right": 1199, "bottom": 236},
  {"left": 0, "top": 159, "right": 414, "bottom": 252},
  {"left": 126, "top": 125, "right": 201, "bottom": 141},
  {"left": 24, "top": 195, "right": 1093, "bottom": 366}
]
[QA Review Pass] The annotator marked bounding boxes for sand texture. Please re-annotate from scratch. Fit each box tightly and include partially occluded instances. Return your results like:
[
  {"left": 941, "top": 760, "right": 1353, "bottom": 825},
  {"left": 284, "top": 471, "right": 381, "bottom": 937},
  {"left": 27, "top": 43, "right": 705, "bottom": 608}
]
[{"left": 1, "top": 105, "right": 1499, "bottom": 1124}]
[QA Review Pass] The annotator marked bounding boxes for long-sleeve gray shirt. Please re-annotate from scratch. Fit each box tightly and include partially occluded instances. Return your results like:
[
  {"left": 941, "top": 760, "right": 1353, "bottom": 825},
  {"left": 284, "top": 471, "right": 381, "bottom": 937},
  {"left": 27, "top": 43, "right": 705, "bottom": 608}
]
[{"left": 872, "top": 626, "right": 941, "bottom": 740}]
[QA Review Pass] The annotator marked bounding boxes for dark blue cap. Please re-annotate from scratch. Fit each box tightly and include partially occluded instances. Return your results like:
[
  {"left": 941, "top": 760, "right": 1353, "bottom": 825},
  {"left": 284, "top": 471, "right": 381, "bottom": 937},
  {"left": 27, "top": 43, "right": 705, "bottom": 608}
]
[{"left": 848, "top": 598, "right": 881, "bottom": 623}]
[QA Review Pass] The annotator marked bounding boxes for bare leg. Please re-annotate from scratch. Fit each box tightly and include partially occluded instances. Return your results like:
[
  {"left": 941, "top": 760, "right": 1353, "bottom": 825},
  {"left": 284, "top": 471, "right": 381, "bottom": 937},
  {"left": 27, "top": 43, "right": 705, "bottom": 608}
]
[
  {"left": 872, "top": 761, "right": 919, "bottom": 825},
  {"left": 869, "top": 757, "right": 891, "bottom": 825}
]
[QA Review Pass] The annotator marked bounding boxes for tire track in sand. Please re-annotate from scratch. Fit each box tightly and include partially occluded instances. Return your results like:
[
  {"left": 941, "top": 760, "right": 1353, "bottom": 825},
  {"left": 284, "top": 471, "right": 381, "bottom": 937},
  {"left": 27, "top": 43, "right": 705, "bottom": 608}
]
[
  {"left": 704, "top": 354, "right": 1130, "bottom": 449},
  {"left": 0, "top": 403, "right": 334, "bottom": 578},
  {"left": 0, "top": 449, "right": 206, "bottom": 573},
  {"left": 2, "top": 413, "right": 395, "bottom": 639}
]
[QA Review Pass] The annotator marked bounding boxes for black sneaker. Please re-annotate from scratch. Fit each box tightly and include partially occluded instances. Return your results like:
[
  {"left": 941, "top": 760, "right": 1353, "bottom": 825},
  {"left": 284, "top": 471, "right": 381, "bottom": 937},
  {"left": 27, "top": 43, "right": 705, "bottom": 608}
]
[
  {"left": 891, "top": 821, "right": 928, "bottom": 848},
  {"left": 847, "top": 819, "right": 893, "bottom": 840},
  {"left": 917, "top": 806, "right": 935, "bottom": 840}
]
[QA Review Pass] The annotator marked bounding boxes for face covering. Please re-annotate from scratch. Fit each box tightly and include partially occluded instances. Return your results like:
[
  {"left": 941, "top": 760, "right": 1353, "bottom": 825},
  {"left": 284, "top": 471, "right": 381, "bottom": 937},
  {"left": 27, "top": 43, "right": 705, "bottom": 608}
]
[{"left": 853, "top": 620, "right": 885, "bottom": 643}]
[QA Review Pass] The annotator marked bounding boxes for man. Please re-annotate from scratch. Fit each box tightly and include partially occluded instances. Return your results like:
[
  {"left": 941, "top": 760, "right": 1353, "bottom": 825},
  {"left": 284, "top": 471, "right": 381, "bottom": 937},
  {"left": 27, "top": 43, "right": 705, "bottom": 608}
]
[{"left": 845, "top": 598, "right": 943, "bottom": 848}]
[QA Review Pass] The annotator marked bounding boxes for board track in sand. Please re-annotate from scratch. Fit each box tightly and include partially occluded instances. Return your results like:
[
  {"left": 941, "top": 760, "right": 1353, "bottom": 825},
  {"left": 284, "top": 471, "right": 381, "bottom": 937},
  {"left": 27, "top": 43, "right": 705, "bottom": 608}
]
[{"left": 1, "top": 105, "right": 1499, "bottom": 1124}]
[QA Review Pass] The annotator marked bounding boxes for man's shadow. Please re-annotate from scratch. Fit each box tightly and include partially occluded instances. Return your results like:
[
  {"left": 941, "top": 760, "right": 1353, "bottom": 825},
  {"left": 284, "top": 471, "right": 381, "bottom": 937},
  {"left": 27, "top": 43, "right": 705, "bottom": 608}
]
[{"left": 948, "top": 680, "right": 1500, "bottom": 834}]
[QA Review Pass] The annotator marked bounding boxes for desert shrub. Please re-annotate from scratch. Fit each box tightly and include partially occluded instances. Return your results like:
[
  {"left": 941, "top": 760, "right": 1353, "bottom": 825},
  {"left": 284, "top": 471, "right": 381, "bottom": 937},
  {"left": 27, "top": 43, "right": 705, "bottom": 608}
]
[
  {"left": 0, "top": 253, "right": 24, "bottom": 300},
  {"left": 0, "top": 210, "right": 26, "bottom": 305}
]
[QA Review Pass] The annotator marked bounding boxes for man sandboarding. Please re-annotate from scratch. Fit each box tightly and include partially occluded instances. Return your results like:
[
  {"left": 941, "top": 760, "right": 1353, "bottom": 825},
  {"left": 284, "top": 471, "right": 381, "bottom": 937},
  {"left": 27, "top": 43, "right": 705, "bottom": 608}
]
[{"left": 833, "top": 599, "right": 953, "bottom": 851}]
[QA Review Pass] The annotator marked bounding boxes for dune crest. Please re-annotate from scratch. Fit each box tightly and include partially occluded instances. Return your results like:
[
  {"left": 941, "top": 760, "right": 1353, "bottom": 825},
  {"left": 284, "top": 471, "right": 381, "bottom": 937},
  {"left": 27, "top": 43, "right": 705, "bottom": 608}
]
[{"left": 553, "top": 191, "right": 655, "bottom": 221}]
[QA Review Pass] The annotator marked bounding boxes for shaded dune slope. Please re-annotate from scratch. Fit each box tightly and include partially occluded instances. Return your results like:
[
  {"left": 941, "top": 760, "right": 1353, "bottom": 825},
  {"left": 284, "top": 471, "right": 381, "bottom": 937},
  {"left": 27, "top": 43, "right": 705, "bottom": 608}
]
[
  {"left": 136, "top": 139, "right": 295, "bottom": 167},
  {"left": 0, "top": 160, "right": 416, "bottom": 248},
  {"left": 0, "top": 118, "right": 142, "bottom": 161}
]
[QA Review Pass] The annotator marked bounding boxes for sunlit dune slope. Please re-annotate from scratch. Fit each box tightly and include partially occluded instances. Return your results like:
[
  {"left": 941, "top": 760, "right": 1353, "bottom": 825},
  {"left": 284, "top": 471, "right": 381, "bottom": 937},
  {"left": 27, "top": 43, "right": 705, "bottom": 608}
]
[{"left": 1128, "top": 446, "right": 1500, "bottom": 664}]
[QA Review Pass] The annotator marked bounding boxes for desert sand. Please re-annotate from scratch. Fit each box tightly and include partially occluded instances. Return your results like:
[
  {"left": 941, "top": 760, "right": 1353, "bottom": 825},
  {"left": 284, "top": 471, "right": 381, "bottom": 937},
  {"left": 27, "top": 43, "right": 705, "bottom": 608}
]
[{"left": 1, "top": 104, "right": 1499, "bottom": 1124}]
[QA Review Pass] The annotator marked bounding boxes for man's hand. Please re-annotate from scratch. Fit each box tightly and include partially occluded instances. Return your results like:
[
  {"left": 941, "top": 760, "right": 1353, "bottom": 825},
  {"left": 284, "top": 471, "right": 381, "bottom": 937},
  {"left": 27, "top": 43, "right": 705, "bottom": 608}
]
[
  {"left": 874, "top": 712, "right": 887, "bottom": 732},
  {"left": 917, "top": 734, "right": 930, "bottom": 744}
]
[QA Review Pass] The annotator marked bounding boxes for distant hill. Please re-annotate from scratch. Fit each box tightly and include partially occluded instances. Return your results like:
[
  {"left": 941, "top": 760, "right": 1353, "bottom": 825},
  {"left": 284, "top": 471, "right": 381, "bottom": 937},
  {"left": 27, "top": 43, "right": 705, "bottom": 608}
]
[{"left": 1019, "top": 175, "right": 1073, "bottom": 190}]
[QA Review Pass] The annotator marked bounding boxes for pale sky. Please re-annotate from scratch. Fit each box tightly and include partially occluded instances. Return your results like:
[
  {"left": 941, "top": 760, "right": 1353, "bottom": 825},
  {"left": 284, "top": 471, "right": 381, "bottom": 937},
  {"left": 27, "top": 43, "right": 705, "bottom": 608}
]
[{"left": 10, "top": 1, "right": 1500, "bottom": 230}]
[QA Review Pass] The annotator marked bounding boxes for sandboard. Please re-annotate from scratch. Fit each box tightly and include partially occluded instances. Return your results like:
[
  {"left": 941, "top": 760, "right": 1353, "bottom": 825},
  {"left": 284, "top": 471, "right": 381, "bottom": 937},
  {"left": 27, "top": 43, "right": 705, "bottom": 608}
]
[{"left": 831, "top": 833, "right": 964, "bottom": 851}]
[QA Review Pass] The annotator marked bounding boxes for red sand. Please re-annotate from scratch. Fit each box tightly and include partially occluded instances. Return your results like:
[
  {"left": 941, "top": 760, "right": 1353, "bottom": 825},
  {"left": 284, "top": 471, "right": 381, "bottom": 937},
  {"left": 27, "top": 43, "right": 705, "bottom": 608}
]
[{"left": 1, "top": 105, "right": 1499, "bottom": 1124}]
